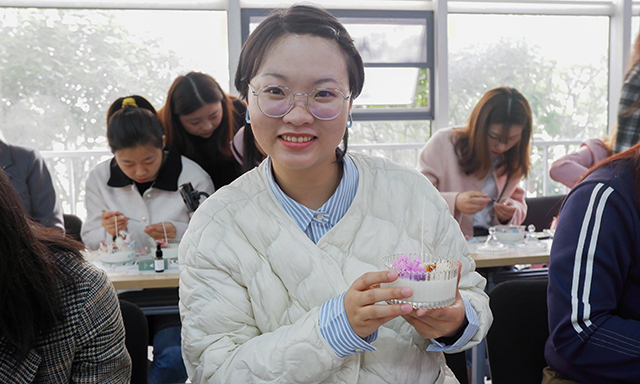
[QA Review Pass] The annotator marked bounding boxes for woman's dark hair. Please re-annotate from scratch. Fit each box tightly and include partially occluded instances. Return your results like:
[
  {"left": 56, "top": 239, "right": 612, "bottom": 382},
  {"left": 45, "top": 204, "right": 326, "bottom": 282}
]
[
  {"left": 234, "top": 4, "right": 364, "bottom": 162},
  {"left": 106, "top": 95, "right": 164, "bottom": 152},
  {"left": 0, "top": 169, "right": 84, "bottom": 358},
  {"left": 453, "top": 86, "right": 533, "bottom": 180},
  {"left": 160, "top": 72, "right": 238, "bottom": 158}
]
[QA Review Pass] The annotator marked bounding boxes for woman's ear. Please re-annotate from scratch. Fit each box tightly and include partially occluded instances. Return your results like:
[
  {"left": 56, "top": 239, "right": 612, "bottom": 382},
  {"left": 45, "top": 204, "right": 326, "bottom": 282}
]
[{"left": 162, "top": 135, "right": 167, "bottom": 149}]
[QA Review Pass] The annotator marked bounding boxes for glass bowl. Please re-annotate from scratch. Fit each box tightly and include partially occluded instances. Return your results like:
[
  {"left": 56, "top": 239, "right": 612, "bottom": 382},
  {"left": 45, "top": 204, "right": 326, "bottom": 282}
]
[
  {"left": 380, "top": 253, "right": 458, "bottom": 309},
  {"left": 493, "top": 225, "right": 526, "bottom": 243}
]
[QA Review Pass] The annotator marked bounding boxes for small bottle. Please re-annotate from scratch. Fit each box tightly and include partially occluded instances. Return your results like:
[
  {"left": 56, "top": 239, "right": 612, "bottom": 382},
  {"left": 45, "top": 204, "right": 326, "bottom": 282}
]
[{"left": 154, "top": 243, "right": 164, "bottom": 273}]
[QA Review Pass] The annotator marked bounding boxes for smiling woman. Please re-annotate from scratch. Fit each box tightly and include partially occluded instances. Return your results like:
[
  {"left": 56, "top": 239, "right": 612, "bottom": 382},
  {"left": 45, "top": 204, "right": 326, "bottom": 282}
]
[{"left": 178, "top": 5, "right": 491, "bottom": 383}]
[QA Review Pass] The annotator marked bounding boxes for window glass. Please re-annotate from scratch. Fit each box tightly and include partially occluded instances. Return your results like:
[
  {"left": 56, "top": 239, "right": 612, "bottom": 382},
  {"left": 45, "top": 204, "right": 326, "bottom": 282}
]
[
  {"left": 0, "top": 8, "right": 227, "bottom": 151},
  {"left": 356, "top": 68, "right": 422, "bottom": 107},
  {"left": 0, "top": 8, "right": 227, "bottom": 215},
  {"left": 344, "top": 18, "right": 427, "bottom": 63},
  {"left": 448, "top": 14, "right": 609, "bottom": 143},
  {"left": 247, "top": 10, "right": 432, "bottom": 113},
  {"left": 633, "top": 16, "right": 639, "bottom": 54}
]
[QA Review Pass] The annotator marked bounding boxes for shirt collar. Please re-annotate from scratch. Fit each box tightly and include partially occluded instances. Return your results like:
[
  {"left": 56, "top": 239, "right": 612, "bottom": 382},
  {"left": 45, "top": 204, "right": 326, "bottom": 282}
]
[
  {"left": 267, "top": 155, "right": 358, "bottom": 234},
  {"left": 107, "top": 146, "right": 183, "bottom": 191}
]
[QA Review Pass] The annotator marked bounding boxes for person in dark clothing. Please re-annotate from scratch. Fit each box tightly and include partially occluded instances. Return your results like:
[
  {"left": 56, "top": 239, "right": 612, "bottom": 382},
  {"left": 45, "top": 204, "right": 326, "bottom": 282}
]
[{"left": 159, "top": 72, "right": 246, "bottom": 189}]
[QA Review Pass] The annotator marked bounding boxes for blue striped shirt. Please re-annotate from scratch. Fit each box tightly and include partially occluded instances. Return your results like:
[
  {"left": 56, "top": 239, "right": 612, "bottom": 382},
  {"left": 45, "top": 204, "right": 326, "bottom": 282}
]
[
  {"left": 268, "top": 155, "right": 478, "bottom": 357},
  {"left": 267, "top": 156, "right": 358, "bottom": 243}
]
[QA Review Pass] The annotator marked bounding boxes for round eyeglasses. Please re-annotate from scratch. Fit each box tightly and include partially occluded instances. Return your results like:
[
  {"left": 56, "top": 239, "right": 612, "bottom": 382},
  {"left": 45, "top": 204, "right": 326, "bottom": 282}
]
[{"left": 250, "top": 85, "right": 350, "bottom": 120}]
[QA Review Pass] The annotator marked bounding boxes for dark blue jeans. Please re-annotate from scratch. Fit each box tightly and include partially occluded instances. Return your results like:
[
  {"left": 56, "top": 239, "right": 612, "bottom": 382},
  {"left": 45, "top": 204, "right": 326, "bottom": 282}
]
[{"left": 148, "top": 325, "right": 188, "bottom": 384}]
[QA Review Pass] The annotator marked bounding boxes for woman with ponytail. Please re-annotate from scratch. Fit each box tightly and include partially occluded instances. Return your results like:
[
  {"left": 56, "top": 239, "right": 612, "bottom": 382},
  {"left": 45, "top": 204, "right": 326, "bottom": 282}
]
[{"left": 81, "top": 95, "right": 213, "bottom": 384}]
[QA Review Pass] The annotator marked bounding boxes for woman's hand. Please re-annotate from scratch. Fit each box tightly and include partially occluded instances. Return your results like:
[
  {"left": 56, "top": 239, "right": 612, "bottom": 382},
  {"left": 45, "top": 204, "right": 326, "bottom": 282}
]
[
  {"left": 493, "top": 197, "right": 517, "bottom": 222},
  {"left": 455, "top": 191, "right": 492, "bottom": 215},
  {"left": 101, "top": 211, "right": 128, "bottom": 237},
  {"left": 344, "top": 271, "right": 415, "bottom": 338},
  {"left": 144, "top": 222, "right": 177, "bottom": 240},
  {"left": 402, "top": 261, "right": 466, "bottom": 339}
]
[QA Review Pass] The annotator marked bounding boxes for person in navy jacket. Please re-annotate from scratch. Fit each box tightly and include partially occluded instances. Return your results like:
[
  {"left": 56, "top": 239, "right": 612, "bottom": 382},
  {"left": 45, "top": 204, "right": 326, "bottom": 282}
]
[{"left": 544, "top": 142, "right": 640, "bottom": 383}]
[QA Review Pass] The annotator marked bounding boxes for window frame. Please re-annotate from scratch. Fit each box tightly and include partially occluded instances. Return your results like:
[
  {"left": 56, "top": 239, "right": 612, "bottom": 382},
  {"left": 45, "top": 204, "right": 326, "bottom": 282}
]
[{"left": 240, "top": 7, "right": 435, "bottom": 122}]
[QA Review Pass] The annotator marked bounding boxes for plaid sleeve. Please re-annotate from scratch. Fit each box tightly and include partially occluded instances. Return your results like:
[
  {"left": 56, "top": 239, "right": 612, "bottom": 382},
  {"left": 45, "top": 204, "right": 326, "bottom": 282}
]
[
  {"left": 71, "top": 265, "right": 132, "bottom": 383},
  {"left": 615, "top": 65, "right": 640, "bottom": 153}
]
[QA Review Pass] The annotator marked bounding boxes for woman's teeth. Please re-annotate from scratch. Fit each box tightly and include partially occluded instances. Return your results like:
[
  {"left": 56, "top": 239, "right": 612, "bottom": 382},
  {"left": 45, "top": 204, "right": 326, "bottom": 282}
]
[{"left": 281, "top": 135, "right": 313, "bottom": 143}]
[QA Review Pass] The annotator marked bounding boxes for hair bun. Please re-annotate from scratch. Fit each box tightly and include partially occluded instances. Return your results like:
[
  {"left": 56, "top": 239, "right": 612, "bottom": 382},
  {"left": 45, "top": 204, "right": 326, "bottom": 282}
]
[{"left": 121, "top": 97, "right": 138, "bottom": 108}]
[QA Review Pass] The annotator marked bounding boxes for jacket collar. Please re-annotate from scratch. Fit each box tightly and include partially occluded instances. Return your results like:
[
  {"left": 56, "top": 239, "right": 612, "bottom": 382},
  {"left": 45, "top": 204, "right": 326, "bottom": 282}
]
[{"left": 107, "top": 147, "right": 182, "bottom": 191}]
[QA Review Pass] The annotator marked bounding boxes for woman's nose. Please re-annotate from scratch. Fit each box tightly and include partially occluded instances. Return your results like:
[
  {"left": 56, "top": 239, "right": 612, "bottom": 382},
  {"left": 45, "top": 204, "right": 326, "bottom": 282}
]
[{"left": 283, "top": 99, "right": 314, "bottom": 125}]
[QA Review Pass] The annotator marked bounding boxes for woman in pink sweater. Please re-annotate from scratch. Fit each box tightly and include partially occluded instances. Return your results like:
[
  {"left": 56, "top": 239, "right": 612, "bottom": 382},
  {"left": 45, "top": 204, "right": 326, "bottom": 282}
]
[
  {"left": 549, "top": 136, "right": 613, "bottom": 189},
  {"left": 418, "top": 87, "right": 533, "bottom": 238}
]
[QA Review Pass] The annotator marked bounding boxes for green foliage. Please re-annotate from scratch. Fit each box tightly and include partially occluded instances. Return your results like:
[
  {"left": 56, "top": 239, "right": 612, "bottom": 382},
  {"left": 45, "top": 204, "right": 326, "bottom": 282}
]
[
  {"left": 0, "top": 8, "right": 182, "bottom": 150},
  {"left": 448, "top": 38, "right": 608, "bottom": 196},
  {"left": 0, "top": 8, "right": 186, "bottom": 213},
  {"left": 448, "top": 38, "right": 608, "bottom": 141}
]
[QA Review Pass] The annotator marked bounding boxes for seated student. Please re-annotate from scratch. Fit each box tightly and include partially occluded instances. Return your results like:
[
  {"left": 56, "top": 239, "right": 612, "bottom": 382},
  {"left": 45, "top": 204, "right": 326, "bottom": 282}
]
[
  {"left": 81, "top": 95, "right": 214, "bottom": 250},
  {"left": 544, "top": 143, "right": 640, "bottom": 383},
  {"left": 549, "top": 128, "right": 615, "bottom": 189},
  {"left": 418, "top": 87, "right": 532, "bottom": 238},
  {"left": 159, "top": 72, "right": 247, "bottom": 189},
  {"left": 81, "top": 95, "right": 214, "bottom": 384},
  {"left": 0, "top": 138, "right": 64, "bottom": 231},
  {"left": 179, "top": 5, "right": 491, "bottom": 383},
  {"left": 0, "top": 169, "right": 130, "bottom": 382}
]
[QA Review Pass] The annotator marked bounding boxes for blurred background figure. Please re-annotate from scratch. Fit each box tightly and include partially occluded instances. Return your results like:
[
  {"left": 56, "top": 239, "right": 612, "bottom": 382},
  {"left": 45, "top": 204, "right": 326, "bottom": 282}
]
[
  {"left": 0, "top": 168, "right": 130, "bottom": 382},
  {"left": 159, "top": 72, "right": 246, "bottom": 189},
  {"left": 614, "top": 23, "right": 640, "bottom": 153},
  {"left": 81, "top": 95, "right": 214, "bottom": 251},
  {"left": 0, "top": 138, "right": 64, "bottom": 231},
  {"left": 549, "top": 127, "right": 616, "bottom": 189},
  {"left": 418, "top": 86, "right": 532, "bottom": 238},
  {"left": 230, "top": 125, "right": 266, "bottom": 173}
]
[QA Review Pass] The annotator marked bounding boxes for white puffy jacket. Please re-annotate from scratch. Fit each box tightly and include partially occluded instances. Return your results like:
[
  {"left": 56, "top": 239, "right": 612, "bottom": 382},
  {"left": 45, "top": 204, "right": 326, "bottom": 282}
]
[{"left": 179, "top": 153, "right": 492, "bottom": 384}]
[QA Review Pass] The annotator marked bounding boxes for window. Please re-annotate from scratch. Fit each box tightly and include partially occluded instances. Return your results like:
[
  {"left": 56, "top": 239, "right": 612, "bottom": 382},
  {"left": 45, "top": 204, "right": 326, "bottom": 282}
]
[
  {"left": 242, "top": 8, "right": 434, "bottom": 121},
  {"left": 448, "top": 13, "right": 610, "bottom": 195},
  {"left": 0, "top": 7, "right": 228, "bottom": 215}
]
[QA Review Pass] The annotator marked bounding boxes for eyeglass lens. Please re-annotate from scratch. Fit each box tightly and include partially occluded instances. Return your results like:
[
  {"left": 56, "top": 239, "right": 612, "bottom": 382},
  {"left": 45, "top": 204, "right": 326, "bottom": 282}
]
[{"left": 256, "top": 86, "right": 347, "bottom": 120}]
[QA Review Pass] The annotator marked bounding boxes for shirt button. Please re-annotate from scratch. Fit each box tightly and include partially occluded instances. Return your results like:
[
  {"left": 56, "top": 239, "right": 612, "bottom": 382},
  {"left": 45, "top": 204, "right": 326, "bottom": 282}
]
[
  {"left": 315, "top": 213, "right": 324, "bottom": 220},
  {"left": 146, "top": 194, "right": 152, "bottom": 199},
  {"left": 141, "top": 217, "right": 147, "bottom": 222}
]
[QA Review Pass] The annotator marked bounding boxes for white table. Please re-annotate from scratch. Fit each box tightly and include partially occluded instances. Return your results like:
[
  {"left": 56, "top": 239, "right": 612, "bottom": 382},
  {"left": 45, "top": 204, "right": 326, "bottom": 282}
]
[{"left": 90, "top": 256, "right": 180, "bottom": 290}]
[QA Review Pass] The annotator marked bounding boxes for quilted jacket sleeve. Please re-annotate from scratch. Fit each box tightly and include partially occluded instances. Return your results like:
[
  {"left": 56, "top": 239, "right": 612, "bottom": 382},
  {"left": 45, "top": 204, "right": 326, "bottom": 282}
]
[{"left": 179, "top": 204, "right": 345, "bottom": 384}]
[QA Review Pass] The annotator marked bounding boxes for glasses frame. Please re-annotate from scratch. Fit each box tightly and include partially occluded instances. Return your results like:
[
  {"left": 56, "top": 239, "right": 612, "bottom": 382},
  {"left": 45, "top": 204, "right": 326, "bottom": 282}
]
[{"left": 250, "top": 84, "right": 351, "bottom": 120}]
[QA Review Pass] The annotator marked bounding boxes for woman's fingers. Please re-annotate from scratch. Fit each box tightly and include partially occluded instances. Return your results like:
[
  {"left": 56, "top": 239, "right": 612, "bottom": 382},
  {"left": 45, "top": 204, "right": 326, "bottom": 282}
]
[{"left": 345, "top": 271, "right": 416, "bottom": 337}]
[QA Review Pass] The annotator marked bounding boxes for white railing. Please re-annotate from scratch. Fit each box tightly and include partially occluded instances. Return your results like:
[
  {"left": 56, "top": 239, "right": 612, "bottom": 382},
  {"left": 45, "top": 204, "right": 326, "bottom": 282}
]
[
  {"left": 351, "top": 139, "right": 581, "bottom": 197},
  {"left": 42, "top": 139, "right": 581, "bottom": 218}
]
